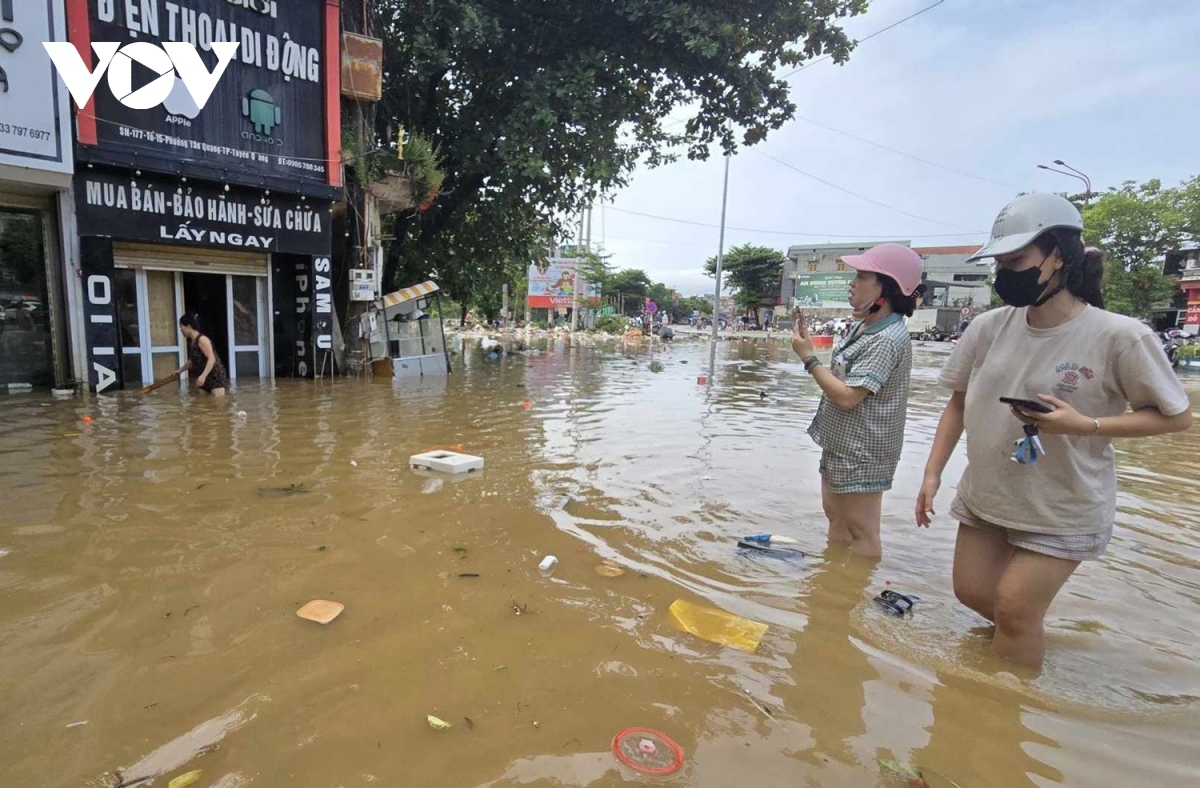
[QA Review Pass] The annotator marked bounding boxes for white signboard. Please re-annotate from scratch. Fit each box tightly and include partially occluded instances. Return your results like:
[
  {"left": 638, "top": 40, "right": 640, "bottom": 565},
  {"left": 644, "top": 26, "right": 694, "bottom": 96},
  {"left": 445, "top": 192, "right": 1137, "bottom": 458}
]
[{"left": 0, "top": 0, "right": 73, "bottom": 174}]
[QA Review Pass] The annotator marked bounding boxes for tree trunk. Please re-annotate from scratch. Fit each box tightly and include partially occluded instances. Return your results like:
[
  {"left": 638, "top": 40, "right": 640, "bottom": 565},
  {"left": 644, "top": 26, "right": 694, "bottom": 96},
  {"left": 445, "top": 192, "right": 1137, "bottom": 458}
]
[{"left": 460, "top": 300, "right": 469, "bottom": 328}]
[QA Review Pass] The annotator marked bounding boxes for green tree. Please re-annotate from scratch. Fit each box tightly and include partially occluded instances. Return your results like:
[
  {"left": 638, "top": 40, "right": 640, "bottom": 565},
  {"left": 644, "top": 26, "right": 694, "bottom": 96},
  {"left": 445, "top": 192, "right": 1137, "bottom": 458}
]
[
  {"left": 1082, "top": 178, "right": 1190, "bottom": 318},
  {"left": 608, "top": 268, "right": 652, "bottom": 314},
  {"left": 375, "top": 0, "right": 862, "bottom": 306},
  {"left": 704, "top": 243, "right": 786, "bottom": 323},
  {"left": 577, "top": 250, "right": 614, "bottom": 296}
]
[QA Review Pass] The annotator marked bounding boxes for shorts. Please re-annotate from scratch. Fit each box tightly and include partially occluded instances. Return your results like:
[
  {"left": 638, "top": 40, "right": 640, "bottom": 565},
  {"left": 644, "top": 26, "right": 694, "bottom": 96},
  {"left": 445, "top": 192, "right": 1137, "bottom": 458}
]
[
  {"left": 820, "top": 451, "right": 896, "bottom": 495},
  {"left": 950, "top": 494, "right": 1111, "bottom": 561}
]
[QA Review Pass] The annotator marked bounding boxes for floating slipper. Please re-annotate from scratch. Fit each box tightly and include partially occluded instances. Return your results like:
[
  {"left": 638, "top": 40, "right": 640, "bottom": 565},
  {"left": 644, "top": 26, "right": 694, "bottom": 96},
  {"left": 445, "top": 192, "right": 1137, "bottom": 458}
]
[{"left": 873, "top": 590, "right": 919, "bottom": 617}]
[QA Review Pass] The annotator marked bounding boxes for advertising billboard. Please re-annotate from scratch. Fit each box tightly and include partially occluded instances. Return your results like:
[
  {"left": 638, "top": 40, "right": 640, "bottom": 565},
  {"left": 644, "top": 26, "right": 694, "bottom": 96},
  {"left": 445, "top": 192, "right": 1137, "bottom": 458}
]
[
  {"left": 527, "top": 257, "right": 601, "bottom": 309},
  {"left": 0, "top": 0, "right": 73, "bottom": 175},
  {"left": 68, "top": 0, "right": 338, "bottom": 197},
  {"left": 791, "top": 272, "right": 853, "bottom": 310}
]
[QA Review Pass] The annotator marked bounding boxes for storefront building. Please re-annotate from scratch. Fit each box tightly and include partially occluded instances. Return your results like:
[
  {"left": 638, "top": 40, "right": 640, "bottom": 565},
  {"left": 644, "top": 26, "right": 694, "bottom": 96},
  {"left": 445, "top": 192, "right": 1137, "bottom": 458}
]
[
  {"left": 66, "top": 0, "right": 342, "bottom": 392},
  {"left": 0, "top": 0, "right": 75, "bottom": 389}
]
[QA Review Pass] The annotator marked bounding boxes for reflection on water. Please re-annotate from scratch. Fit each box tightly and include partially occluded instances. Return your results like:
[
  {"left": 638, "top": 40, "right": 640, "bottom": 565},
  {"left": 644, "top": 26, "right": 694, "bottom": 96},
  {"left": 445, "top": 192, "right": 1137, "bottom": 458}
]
[{"left": 1, "top": 335, "right": 1198, "bottom": 787}]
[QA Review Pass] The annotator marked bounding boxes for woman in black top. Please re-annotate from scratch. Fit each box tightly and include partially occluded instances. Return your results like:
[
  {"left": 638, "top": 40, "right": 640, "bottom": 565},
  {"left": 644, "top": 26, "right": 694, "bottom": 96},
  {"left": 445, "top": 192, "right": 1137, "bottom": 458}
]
[{"left": 177, "top": 314, "right": 229, "bottom": 396}]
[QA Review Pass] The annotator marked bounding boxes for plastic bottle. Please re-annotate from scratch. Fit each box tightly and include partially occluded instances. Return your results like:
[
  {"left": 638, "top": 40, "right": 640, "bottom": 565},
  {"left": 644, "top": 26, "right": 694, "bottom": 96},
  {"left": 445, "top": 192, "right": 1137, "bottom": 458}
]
[{"left": 538, "top": 555, "right": 558, "bottom": 577}]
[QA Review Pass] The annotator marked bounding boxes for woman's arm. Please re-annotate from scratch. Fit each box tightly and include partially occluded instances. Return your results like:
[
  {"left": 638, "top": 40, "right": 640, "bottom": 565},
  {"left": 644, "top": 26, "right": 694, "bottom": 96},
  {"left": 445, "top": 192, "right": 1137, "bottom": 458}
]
[
  {"left": 916, "top": 389, "right": 966, "bottom": 527},
  {"left": 1017, "top": 394, "right": 1193, "bottom": 437},
  {"left": 808, "top": 364, "right": 871, "bottom": 410}
]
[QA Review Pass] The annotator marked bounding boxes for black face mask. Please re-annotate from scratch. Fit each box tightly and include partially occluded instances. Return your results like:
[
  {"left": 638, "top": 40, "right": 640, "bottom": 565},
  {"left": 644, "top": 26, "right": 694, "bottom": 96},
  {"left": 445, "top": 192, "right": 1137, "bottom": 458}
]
[{"left": 993, "top": 255, "right": 1063, "bottom": 308}]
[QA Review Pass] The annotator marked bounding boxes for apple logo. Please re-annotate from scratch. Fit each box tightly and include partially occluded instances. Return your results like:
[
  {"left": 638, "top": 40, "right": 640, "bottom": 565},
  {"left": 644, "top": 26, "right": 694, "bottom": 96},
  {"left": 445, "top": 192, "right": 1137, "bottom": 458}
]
[{"left": 162, "top": 75, "right": 201, "bottom": 119}]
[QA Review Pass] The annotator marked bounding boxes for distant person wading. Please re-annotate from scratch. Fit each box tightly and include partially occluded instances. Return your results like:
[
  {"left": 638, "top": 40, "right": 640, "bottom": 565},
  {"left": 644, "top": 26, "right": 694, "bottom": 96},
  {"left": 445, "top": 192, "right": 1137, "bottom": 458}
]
[{"left": 178, "top": 314, "right": 229, "bottom": 396}]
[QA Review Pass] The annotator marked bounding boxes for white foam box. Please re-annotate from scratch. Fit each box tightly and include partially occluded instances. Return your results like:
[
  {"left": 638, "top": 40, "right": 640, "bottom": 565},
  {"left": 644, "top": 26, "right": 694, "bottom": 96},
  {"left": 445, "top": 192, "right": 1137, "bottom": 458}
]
[{"left": 409, "top": 450, "right": 484, "bottom": 474}]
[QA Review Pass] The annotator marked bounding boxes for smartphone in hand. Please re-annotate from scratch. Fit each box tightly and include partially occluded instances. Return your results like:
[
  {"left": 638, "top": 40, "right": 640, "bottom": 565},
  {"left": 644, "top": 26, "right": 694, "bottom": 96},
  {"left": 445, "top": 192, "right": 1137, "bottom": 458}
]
[{"left": 999, "top": 396, "right": 1055, "bottom": 414}]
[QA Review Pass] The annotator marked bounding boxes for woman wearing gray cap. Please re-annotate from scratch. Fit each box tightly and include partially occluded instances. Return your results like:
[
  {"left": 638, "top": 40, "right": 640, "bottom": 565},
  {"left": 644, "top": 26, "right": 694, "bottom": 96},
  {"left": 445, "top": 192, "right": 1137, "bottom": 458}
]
[{"left": 916, "top": 193, "right": 1192, "bottom": 670}]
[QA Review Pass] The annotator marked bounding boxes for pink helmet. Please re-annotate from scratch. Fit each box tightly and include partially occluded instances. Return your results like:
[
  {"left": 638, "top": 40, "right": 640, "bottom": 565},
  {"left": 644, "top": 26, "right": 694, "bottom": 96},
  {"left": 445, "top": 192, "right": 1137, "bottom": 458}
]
[{"left": 840, "top": 243, "right": 924, "bottom": 296}]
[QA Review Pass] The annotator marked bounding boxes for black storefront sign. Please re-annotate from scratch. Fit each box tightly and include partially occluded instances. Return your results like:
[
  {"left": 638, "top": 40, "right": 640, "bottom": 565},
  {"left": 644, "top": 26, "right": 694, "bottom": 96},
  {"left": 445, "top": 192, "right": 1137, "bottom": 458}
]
[
  {"left": 81, "top": 0, "right": 331, "bottom": 197},
  {"left": 79, "top": 237, "right": 122, "bottom": 393},
  {"left": 75, "top": 169, "right": 332, "bottom": 255},
  {"left": 313, "top": 255, "right": 332, "bottom": 361},
  {"left": 271, "top": 253, "right": 313, "bottom": 379}
]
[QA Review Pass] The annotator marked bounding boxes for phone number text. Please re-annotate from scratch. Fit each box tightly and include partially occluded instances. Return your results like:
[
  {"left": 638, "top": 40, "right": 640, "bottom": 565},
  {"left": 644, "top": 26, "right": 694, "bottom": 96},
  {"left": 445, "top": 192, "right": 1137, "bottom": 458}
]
[{"left": 0, "top": 123, "right": 53, "bottom": 141}]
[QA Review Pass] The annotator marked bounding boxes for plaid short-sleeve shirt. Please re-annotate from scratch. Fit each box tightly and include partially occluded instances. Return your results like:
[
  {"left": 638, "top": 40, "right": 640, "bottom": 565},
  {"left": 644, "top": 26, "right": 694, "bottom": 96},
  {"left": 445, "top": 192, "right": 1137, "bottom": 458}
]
[{"left": 807, "top": 313, "right": 912, "bottom": 468}]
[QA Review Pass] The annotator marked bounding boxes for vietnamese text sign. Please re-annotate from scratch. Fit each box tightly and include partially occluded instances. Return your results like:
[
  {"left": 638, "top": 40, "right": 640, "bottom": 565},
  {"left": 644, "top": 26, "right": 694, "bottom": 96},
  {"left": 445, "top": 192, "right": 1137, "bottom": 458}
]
[
  {"left": 0, "top": 0, "right": 72, "bottom": 173},
  {"left": 792, "top": 271, "right": 853, "bottom": 310},
  {"left": 526, "top": 257, "right": 600, "bottom": 308},
  {"left": 75, "top": 168, "right": 332, "bottom": 254},
  {"left": 79, "top": 0, "right": 329, "bottom": 189}
]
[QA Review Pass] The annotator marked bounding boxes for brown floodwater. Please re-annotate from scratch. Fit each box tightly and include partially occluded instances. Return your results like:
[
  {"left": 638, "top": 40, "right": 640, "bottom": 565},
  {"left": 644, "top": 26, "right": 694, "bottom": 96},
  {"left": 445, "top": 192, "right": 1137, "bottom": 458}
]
[{"left": 2, "top": 334, "right": 1198, "bottom": 788}]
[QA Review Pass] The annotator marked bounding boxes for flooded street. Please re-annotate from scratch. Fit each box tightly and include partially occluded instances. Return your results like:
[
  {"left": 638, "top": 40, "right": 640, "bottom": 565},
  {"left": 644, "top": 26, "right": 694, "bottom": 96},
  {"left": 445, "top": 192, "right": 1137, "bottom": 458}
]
[{"left": 2, "top": 335, "right": 1199, "bottom": 787}]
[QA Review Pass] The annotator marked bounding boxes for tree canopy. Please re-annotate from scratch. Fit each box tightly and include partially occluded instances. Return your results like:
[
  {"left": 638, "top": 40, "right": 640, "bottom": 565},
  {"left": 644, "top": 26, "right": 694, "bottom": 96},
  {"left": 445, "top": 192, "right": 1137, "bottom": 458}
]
[
  {"left": 704, "top": 243, "right": 787, "bottom": 320},
  {"left": 1082, "top": 176, "right": 1200, "bottom": 318},
  {"left": 373, "top": 0, "right": 863, "bottom": 303}
]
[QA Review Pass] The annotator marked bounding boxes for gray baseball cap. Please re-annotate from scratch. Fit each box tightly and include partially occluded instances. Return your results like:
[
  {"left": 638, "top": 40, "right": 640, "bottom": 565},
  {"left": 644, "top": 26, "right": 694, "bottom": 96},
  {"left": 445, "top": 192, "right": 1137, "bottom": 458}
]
[{"left": 968, "top": 193, "right": 1084, "bottom": 262}]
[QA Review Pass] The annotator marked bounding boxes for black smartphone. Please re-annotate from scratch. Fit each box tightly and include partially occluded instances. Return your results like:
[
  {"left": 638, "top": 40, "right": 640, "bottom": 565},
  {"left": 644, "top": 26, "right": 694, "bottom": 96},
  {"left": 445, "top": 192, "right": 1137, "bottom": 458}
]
[{"left": 999, "top": 396, "right": 1055, "bottom": 414}]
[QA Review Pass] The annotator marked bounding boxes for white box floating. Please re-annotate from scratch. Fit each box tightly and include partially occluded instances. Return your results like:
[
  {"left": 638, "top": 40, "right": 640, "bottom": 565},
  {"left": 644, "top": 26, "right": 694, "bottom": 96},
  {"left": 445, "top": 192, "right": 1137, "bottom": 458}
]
[{"left": 409, "top": 450, "right": 484, "bottom": 474}]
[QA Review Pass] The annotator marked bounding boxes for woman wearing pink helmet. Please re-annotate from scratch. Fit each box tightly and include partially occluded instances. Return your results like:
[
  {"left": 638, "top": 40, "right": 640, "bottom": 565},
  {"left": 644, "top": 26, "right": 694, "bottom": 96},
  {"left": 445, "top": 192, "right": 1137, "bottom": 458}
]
[{"left": 793, "top": 243, "right": 926, "bottom": 558}]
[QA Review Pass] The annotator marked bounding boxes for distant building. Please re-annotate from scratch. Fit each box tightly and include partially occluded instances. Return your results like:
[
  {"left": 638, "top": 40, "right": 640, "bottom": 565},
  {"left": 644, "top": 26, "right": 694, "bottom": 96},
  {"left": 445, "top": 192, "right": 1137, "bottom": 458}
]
[
  {"left": 1166, "top": 247, "right": 1200, "bottom": 334},
  {"left": 913, "top": 245, "right": 987, "bottom": 309},
  {"left": 781, "top": 241, "right": 988, "bottom": 313},
  {"left": 782, "top": 242, "right": 905, "bottom": 317}
]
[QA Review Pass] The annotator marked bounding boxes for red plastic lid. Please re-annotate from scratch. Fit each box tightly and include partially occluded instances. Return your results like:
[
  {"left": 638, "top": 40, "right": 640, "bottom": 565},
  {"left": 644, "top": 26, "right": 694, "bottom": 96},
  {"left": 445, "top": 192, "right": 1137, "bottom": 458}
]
[{"left": 612, "top": 727, "right": 684, "bottom": 775}]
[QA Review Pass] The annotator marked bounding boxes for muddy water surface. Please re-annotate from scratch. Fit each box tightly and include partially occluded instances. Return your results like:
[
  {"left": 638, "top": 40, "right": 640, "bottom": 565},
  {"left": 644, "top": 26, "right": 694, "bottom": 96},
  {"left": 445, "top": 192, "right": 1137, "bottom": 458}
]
[{"left": 1, "top": 336, "right": 1198, "bottom": 787}]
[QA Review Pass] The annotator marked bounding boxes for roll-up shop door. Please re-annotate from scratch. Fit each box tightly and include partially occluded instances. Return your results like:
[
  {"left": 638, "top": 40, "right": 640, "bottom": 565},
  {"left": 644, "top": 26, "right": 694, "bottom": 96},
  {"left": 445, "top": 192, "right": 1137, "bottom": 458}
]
[{"left": 113, "top": 242, "right": 268, "bottom": 276}]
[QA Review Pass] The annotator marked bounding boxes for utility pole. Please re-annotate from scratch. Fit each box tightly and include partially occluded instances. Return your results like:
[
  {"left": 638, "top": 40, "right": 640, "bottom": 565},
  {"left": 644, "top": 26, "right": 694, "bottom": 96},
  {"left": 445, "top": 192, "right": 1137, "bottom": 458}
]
[
  {"left": 571, "top": 212, "right": 585, "bottom": 331},
  {"left": 708, "top": 154, "right": 731, "bottom": 381},
  {"left": 501, "top": 283, "right": 509, "bottom": 329}
]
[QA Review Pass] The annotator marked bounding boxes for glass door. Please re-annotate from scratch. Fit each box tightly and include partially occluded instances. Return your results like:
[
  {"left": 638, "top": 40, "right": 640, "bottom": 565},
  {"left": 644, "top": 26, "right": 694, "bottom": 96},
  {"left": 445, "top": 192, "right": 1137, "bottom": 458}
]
[
  {"left": 144, "top": 270, "right": 184, "bottom": 383},
  {"left": 228, "top": 274, "right": 267, "bottom": 380}
]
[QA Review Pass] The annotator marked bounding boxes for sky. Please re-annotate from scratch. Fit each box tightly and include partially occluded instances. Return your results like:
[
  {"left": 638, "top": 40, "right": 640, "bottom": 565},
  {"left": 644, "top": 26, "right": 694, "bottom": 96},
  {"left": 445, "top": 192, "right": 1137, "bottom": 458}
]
[{"left": 594, "top": 0, "right": 1200, "bottom": 296}]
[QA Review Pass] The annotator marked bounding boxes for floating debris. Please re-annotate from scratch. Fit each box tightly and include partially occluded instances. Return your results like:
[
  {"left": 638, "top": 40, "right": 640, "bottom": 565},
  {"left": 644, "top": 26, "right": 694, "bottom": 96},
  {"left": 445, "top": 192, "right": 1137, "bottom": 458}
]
[
  {"left": 427, "top": 715, "right": 452, "bottom": 731},
  {"left": 595, "top": 562, "right": 625, "bottom": 578},
  {"left": 256, "top": 483, "right": 309, "bottom": 497},
  {"left": 66, "top": 720, "right": 89, "bottom": 728},
  {"left": 668, "top": 599, "right": 768, "bottom": 652},
  {"left": 168, "top": 770, "right": 203, "bottom": 788},
  {"left": 296, "top": 600, "right": 344, "bottom": 624}
]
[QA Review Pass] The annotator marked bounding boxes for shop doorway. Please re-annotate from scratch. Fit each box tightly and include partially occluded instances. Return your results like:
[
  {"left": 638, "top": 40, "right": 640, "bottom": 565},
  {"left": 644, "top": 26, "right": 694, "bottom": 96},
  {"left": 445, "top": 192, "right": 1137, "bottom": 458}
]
[
  {"left": 182, "top": 272, "right": 230, "bottom": 373},
  {"left": 0, "top": 208, "right": 53, "bottom": 387},
  {"left": 114, "top": 265, "right": 270, "bottom": 388}
]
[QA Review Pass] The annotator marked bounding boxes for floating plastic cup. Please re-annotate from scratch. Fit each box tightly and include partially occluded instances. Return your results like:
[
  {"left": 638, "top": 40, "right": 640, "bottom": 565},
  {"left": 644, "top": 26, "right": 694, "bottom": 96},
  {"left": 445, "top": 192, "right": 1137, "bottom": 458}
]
[
  {"left": 538, "top": 555, "right": 558, "bottom": 577},
  {"left": 613, "top": 727, "right": 684, "bottom": 775}
]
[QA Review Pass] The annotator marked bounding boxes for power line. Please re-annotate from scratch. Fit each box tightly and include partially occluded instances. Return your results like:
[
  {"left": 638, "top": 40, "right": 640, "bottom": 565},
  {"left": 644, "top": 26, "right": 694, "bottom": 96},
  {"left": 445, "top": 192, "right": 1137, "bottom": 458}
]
[
  {"left": 780, "top": 0, "right": 947, "bottom": 80},
  {"left": 753, "top": 149, "right": 979, "bottom": 231},
  {"left": 794, "top": 115, "right": 1018, "bottom": 190},
  {"left": 604, "top": 204, "right": 984, "bottom": 239}
]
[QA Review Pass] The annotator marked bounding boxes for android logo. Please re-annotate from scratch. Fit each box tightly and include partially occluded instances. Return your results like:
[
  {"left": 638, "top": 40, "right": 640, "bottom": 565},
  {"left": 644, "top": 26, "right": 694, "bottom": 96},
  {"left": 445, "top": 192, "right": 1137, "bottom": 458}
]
[{"left": 242, "top": 89, "right": 281, "bottom": 136}]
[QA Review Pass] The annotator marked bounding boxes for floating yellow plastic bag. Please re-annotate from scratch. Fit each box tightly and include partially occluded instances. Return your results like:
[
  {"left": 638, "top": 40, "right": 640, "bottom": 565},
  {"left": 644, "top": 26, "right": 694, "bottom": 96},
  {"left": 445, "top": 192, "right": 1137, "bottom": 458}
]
[
  {"left": 668, "top": 599, "right": 768, "bottom": 653},
  {"left": 168, "top": 770, "right": 202, "bottom": 788}
]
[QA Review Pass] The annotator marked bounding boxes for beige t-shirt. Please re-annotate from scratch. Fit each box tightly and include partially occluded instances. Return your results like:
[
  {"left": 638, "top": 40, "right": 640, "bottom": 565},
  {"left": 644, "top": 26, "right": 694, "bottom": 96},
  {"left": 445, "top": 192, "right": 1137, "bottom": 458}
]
[{"left": 938, "top": 305, "right": 1191, "bottom": 535}]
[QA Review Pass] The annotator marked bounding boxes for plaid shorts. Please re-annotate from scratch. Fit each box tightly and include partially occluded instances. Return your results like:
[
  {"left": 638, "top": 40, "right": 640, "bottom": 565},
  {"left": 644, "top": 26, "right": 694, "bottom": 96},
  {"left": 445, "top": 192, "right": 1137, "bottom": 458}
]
[
  {"left": 951, "top": 494, "right": 1111, "bottom": 561},
  {"left": 820, "top": 451, "right": 896, "bottom": 495}
]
